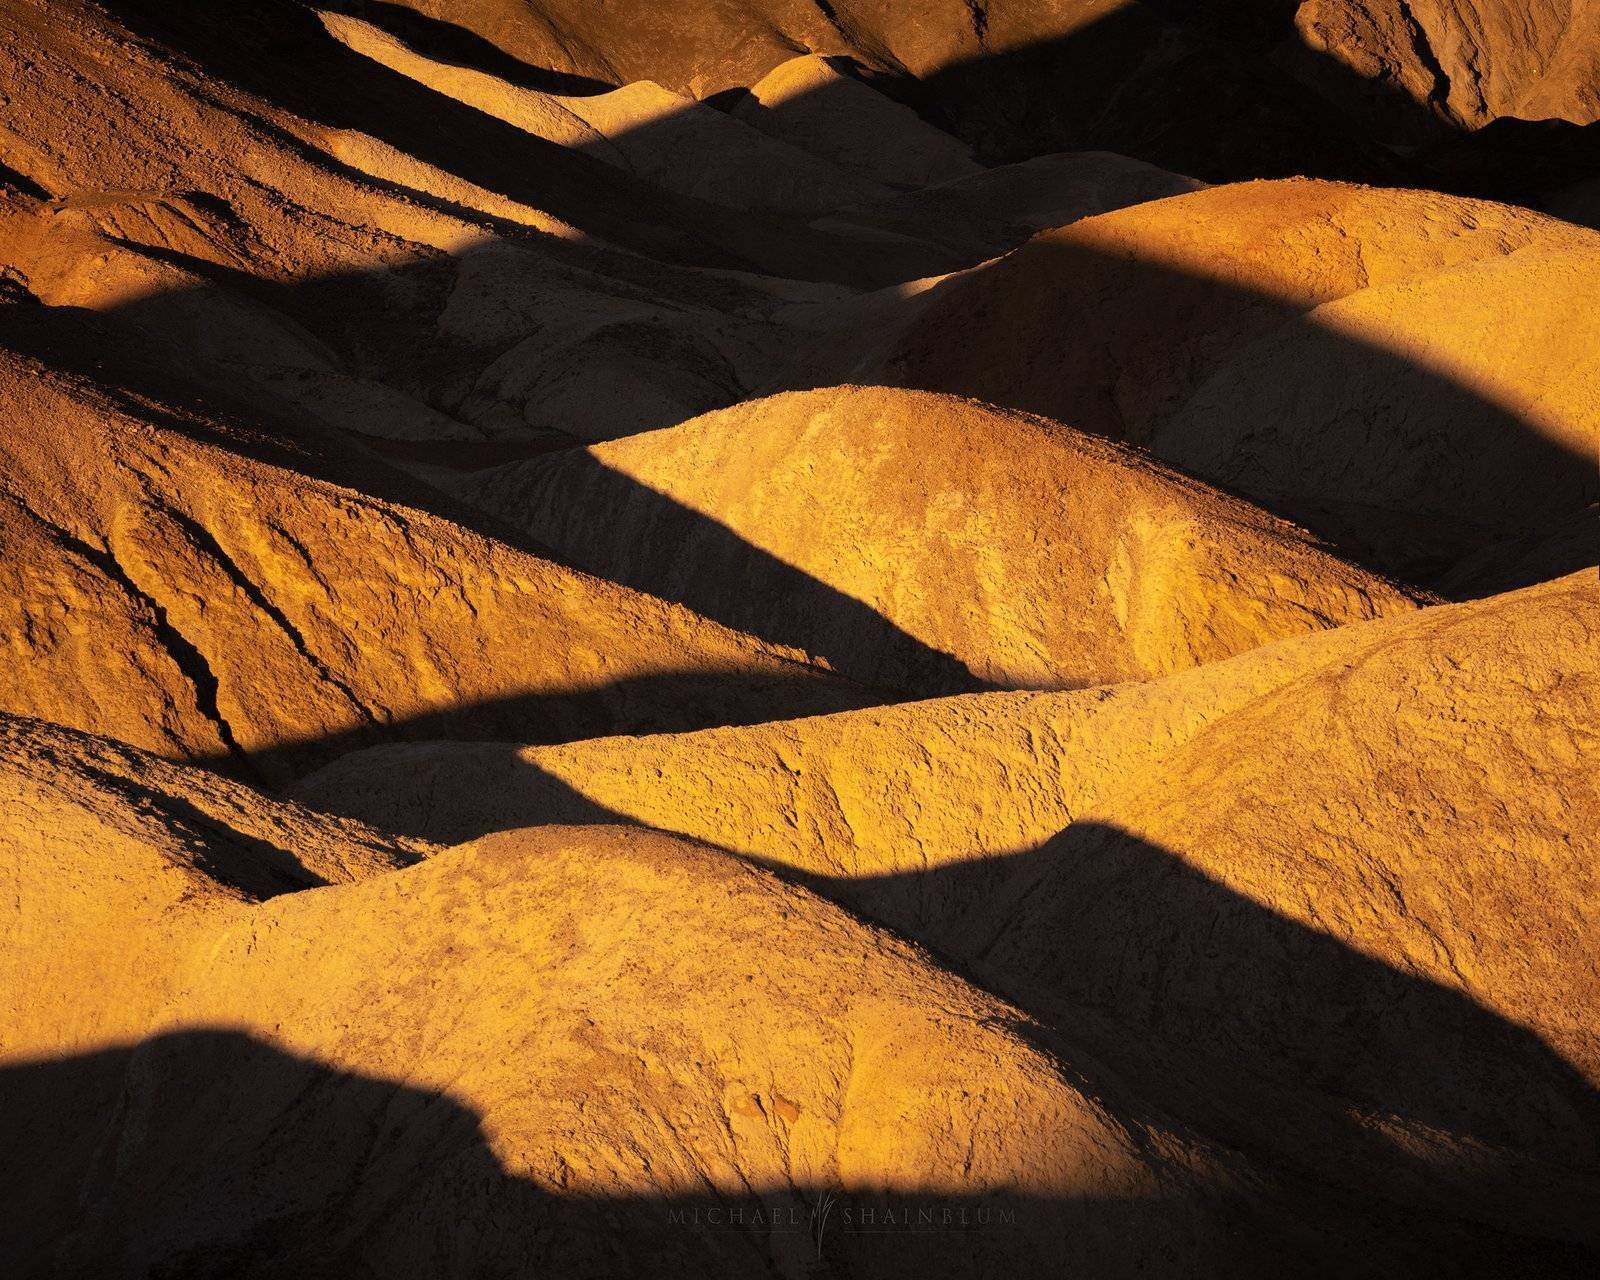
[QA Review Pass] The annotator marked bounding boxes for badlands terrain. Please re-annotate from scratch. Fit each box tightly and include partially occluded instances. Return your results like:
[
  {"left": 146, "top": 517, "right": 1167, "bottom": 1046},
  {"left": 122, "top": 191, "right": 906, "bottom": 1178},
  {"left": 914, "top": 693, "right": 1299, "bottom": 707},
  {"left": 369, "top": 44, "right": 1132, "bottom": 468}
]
[{"left": 1, "top": 1, "right": 1596, "bottom": 1276}]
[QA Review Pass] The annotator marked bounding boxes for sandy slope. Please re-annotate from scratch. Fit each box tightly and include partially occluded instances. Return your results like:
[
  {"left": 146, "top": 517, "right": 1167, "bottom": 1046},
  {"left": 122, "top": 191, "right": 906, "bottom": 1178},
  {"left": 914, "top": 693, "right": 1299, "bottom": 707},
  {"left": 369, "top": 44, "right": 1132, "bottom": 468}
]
[
  {"left": 327, "top": 0, "right": 1600, "bottom": 197},
  {"left": 822, "top": 180, "right": 1600, "bottom": 582},
  {"left": 1290, "top": 0, "right": 1600, "bottom": 138},
  {"left": 731, "top": 54, "right": 981, "bottom": 189},
  {"left": 0, "top": 335, "right": 860, "bottom": 781},
  {"left": 0, "top": 2, "right": 1594, "bottom": 1275},
  {"left": 1, "top": 0, "right": 1193, "bottom": 467},
  {"left": 0, "top": 779, "right": 1320, "bottom": 1278},
  {"left": 321, "top": 16, "right": 900, "bottom": 218},
  {"left": 5, "top": 740, "right": 1585, "bottom": 1273},
  {"left": 0, "top": 711, "right": 430, "bottom": 1054},
  {"left": 295, "top": 571, "right": 1600, "bottom": 1251},
  {"left": 813, "top": 150, "right": 1203, "bottom": 261},
  {"left": 368, "top": 0, "right": 1001, "bottom": 93},
  {"left": 456, "top": 385, "right": 1421, "bottom": 693}
]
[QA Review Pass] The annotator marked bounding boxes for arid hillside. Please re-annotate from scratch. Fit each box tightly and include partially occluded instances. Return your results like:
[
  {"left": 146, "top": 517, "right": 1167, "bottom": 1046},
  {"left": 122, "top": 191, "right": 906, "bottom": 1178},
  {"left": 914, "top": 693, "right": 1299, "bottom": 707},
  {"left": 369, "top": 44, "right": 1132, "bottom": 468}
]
[
  {"left": 365, "top": 0, "right": 1600, "bottom": 197},
  {"left": 0, "top": 1, "right": 1594, "bottom": 1277}
]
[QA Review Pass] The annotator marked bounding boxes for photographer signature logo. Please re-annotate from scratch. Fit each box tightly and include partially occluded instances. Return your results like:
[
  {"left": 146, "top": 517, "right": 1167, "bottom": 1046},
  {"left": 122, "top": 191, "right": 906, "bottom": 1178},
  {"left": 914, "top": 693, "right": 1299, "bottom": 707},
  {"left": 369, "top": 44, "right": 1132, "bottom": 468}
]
[
  {"left": 811, "top": 1190, "right": 838, "bottom": 1256},
  {"left": 668, "top": 1190, "right": 1017, "bottom": 1259}
]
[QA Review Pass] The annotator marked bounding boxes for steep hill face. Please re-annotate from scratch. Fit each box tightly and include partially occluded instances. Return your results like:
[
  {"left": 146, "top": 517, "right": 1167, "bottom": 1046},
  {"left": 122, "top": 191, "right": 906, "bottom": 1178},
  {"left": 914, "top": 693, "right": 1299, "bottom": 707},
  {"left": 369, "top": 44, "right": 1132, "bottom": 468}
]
[
  {"left": 7, "top": 732, "right": 1592, "bottom": 1275},
  {"left": 318, "top": 15, "right": 905, "bottom": 218},
  {"left": 729, "top": 52, "right": 984, "bottom": 188},
  {"left": 369, "top": 0, "right": 1600, "bottom": 193},
  {"left": 0, "top": 770, "right": 1327, "bottom": 1279},
  {"left": 456, "top": 386, "right": 1421, "bottom": 693},
  {"left": 965, "top": 570, "right": 1600, "bottom": 1238},
  {"left": 293, "top": 572, "right": 1600, "bottom": 1252},
  {"left": 3, "top": 0, "right": 1001, "bottom": 294},
  {"left": 1, "top": 0, "right": 1214, "bottom": 472},
  {"left": 1, "top": 1, "right": 1594, "bottom": 1275},
  {"left": 820, "top": 180, "right": 1600, "bottom": 583},
  {"left": 342, "top": 0, "right": 1384, "bottom": 183},
  {"left": 0, "top": 332, "right": 860, "bottom": 782},
  {"left": 290, "top": 601, "right": 1388, "bottom": 849},
  {"left": 367, "top": 0, "right": 1015, "bottom": 93},
  {"left": 0, "top": 713, "right": 431, "bottom": 1055},
  {"left": 1287, "top": 0, "right": 1600, "bottom": 138}
]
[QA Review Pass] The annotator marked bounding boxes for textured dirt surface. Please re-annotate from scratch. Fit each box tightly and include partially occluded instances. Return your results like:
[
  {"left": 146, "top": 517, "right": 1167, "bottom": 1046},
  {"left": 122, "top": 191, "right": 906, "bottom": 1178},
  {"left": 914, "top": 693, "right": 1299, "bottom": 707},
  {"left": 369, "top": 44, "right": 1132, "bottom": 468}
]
[
  {"left": 366, "top": 0, "right": 1600, "bottom": 197},
  {"left": 297, "top": 573, "right": 1600, "bottom": 1250},
  {"left": 825, "top": 180, "right": 1600, "bottom": 582},
  {"left": 0, "top": 336, "right": 862, "bottom": 782},
  {"left": 0, "top": 2, "right": 1594, "bottom": 1276},
  {"left": 1289, "top": 0, "right": 1600, "bottom": 138},
  {"left": 457, "top": 385, "right": 1422, "bottom": 693},
  {"left": 3, "top": 817, "right": 1271, "bottom": 1276}
]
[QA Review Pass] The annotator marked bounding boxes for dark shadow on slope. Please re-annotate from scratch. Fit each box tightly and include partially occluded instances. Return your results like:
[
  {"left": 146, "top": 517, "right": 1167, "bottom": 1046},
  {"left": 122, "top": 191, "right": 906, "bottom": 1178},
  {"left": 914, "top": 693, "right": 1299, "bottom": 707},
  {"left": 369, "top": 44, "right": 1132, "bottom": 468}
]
[
  {"left": 168, "top": 0, "right": 1598, "bottom": 218},
  {"left": 1133, "top": 0, "right": 1600, "bottom": 209},
  {"left": 274, "top": 735, "right": 1600, "bottom": 1252},
  {"left": 72, "top": 764, "right": 340, "bottom": 894},
  {"left": 1, "top": 2, "right": 1590, "bottom": 782},
  {"left": 786, "top": 823, "right": 1600, "bottom": 1249},
  {"left": 46, "top": 730, "right": 420, "bottom": 891},
  {"left": 90, "top": 4, "right": 1572, "bottom": 591},
  {"left": 770, "top": 233, "right": 1599, "bottom": 588},
  {"left": 0, "top": 296, "right": 559, "bottom": 562},
  {"left": 0, "top": 296, "right": 970, "bottom": 784},
  {"left": 0, "top": 1031, "right": 1298, "bottom": 1279},
  {"left": 0, "top": 161, "right": 52, "bottom": 202},
  {"left": 1434, "top": 505, "right": 1600, "bottom": 601},
  {"left": 868, "top": 1, "right": 1600, "bottom": 206},
  {"left": 94, "top": 0, "right": 917, "bottom": 287},
  {"left": 465, "top": 452, "right": 988, "bottom": 697},
  {"left": 3, "top": 8, "right": 1596, "bottom": 1273},
  {"left": 325, "top": 0, "right": 614, "bottom": 94},
  {"left": 289, "top": 0, "right": 1595, "bottom": 208},
  {"left": 9, "top": 175, "right": 1593, "bottom": 676},
  {"left": 1419, "top": 117, "right": 1600, "bottom": 224},
  {"left": 312, "top": 12, "right": 925, "bottom": 231},
  {"left": 282, "top": 748, "right": 1600, "bottom": 1224},
  {"left": 3, "top": 819, "right": 1598, "bottom": 1275},
  {"left": 273, "top": 749, "right": 1600, "bottom": 1264},
  {"left": 883, "top": 3, "right": 1397, "bottom": 183},
  {"left": 6, "top": 216, "right": 1589, "bottom": 732},
  {"left": 187, "top": 669, "right": 875, "bottom": 786},
  {"left": 288, "top": 740, "right": 628, "bottom": 841}
]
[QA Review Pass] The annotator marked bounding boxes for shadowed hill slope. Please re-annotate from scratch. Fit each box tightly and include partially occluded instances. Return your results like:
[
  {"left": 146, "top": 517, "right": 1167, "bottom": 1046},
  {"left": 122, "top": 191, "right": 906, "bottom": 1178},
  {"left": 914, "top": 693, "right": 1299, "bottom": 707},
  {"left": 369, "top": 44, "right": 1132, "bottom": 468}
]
[
  {"left": 456, "top": 386, "right": 1422, "bottom": 692},
  {"left": 810, "top": 150, "right": 1204, "bottom": 262},
  {"left": 0, "top": 802, "right": 1357, "bottom": 1278},
  {"left": 6, "top": 0, "right": 944, "bottom": 287},
  {"left": 1, "top": 0, "right": 1217, "bottom": 469},
  {"left": 0, "top": 332, "right": 862, "bottom": 782},
  {"left": 370, "top": 0, "right": 1600, "bottom": 194},
  {"left": 318, "top": 15, "right": 903, "bottom": 218},
  {"left": 0, "top": 2, "right": 1595, "bottom": 1274},
  {"left": 0, "top": 712, "right": 433, "bottom": 1054},
  {"left": 1283, "top": 0, "right": 1600, "bottom": 139},
  {"left": 353, "top": 1, "right": 1365, "bottom": 181},
  {"left": 728, "top": 52, "right": 983, "bottom": 188},
  {"left": 810, "top": 179, "right": 1599, "bottom": 583},
  {"left": 5, "top": 764, "right": 1595, "bottom": 1273},
  {"left": 293, "top": 571, "right": 1600, "bottom": 1250}
]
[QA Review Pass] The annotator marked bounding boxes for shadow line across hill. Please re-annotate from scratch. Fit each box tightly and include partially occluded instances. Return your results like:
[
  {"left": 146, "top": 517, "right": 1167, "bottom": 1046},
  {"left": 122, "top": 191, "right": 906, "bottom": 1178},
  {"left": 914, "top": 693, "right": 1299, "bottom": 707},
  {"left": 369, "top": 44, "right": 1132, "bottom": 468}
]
[
  {"left": 14, "top": 217, "right": 1592, "bottom": 609},
  {"left": 0, "top": 0, "right": 1593, "bottom": 783},
  {"left": 2, "top": 821, "right": 1596, "bottom": 1273},
  {"left": 289, "top": 757, "right": 1600, "bottom": 1242},
  {"left": 4, "top": 7, "right": 1598, "bottom": 1275},
  {"left": 0, "top": 1029, "right": 1332, "bottom": 1278},
  {"left": 306, "top": 0, "right": 1600, "bottom": 204},
  {"left": 57, "top": 3, "right": 1600, "bottom": 576}
]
